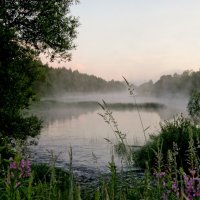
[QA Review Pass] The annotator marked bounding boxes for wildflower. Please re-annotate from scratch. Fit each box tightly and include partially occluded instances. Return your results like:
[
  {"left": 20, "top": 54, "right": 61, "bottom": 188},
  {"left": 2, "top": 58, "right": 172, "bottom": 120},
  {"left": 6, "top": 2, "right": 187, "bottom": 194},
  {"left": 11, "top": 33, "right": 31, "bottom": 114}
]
[
  {"left": 162, "top": 180, "right": 166, "bottom": 187},
  {"left": 193, "top": 192, "right": 200, "bottom": 197},
  {"left": 154, "top": 171, "right": 165, "bottom": 178},
  {"left": 9, "top": 161, "right": 17, "bottom": 169},
  {"left": 24, "top": 159, "right": 31, "bottom": 177},
  {"left": 172, "top": 182, "right": 177, "bottom": 191},
  {"left": 189, "top": 169, "right": 196, "bottom": 177},
  {"left": 182, "top": 172, "right": 200, "bottom": 200},
  {"left": 6, "top": 158, "right": 31, "bottom": 189},
  {"left": 162, "top": 189, "right": 170, "bottom": 200},
  {"left": 193, "top": 177, "right": 200, "bottom": 181},
  {"left": 20, "top": 159, "right": 25, "bottom": 168},
  {"left": 183, "top": 174, "right": 189, "bottom": 182}
]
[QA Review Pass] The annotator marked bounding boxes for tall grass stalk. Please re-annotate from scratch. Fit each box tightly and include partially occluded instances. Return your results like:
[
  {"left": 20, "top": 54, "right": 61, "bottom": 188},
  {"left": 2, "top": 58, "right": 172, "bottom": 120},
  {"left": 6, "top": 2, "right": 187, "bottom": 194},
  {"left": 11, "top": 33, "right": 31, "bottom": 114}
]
[
  {"left": 98, "top": 100, "right": 132, "bottom": 165},
  {"left": 69, "top": 146, "right": 74, "bottom": 200},
  {"left": 123, "top": 76, "right": 148, "bottom": 143},
  {"left": 2, "top": 80, "right": 200, "bottom": 199}
]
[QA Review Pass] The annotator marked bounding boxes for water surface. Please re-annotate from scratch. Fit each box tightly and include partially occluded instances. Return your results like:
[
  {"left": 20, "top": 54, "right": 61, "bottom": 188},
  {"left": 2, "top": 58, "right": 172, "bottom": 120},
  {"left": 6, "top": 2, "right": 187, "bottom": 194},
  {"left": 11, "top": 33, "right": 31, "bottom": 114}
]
[{"left": 30, "top": 93, "right": 188, "bottom": 175}]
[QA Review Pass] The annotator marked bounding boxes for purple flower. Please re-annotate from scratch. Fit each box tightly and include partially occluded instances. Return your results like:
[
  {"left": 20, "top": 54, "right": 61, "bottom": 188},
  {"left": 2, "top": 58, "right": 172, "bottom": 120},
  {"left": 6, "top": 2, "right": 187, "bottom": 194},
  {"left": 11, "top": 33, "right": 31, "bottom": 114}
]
[
  {"left": 194, "top": 192, "right": 200, "bottom": 197},
  {"left": 25, "top": 160, "right": 31, "bottom": 177},
  {"left": 193, "top": 177, "right": 200, "bottom": 181},
  {"left": 183, "top": 174, "right": 189, "bottom": 182},
  {"left": 162, "top": 181, "right": 166, "bottom": 187},
  {"left": 9, "top": 161, "right": 17, "bottom": 169},
  {"left": 19, "top": 159, "right": 25, "bottom": 169},
  {"left": 154, "top": 171, "right": 166, "bottom": 178},
  {"left": 7, "top": 158, "right": 31, "bottom": 188},
  {"left": 172, "top": 182, "right": 177, "bottom": 191},
  {"left": 189, "top": 169, "right": 196, "bottom": 177}
]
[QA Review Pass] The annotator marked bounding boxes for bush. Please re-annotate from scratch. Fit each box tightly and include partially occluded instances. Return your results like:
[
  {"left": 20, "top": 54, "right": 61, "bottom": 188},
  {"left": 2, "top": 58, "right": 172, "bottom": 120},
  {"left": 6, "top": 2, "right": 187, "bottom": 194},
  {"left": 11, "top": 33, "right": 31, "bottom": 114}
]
[
  {"left": 188, "top": 91, "right": 200, "bottom": 123},
  {"left": 31, "top": 164, "right": 70, "bottom": 191},
  {"left": 134, "top": 115, "right": 200, "bottom": 171}
]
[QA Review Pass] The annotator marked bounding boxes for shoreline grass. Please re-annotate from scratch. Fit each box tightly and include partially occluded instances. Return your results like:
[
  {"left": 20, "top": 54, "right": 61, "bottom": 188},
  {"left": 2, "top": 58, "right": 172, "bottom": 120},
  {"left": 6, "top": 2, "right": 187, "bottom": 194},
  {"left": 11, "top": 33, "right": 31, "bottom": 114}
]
[{"left": 2, "top": 88, "right": 200, "bottom": 199}]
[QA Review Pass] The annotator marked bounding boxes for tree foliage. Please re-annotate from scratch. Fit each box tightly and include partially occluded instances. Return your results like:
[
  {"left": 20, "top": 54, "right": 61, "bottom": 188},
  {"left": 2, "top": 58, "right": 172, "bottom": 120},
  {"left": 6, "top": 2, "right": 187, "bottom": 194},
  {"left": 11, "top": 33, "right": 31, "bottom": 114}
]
[
  {"left": 188, "top": 91, "right": 200, "bottom": 123},
  {"left": 34, "top": 66, "right": 126, "bottom": 96},
  {"left": 0, "top": 1, "right": 79, "bottom": 143},
  {"left": 0, "top": 0, "right": 79, "bottom": 60},
  {"left": 137, "top": 70, "right": 200, "bottom": 97},
  {"left": 0, "top": 26, "right": 43, "bottom": 140}
]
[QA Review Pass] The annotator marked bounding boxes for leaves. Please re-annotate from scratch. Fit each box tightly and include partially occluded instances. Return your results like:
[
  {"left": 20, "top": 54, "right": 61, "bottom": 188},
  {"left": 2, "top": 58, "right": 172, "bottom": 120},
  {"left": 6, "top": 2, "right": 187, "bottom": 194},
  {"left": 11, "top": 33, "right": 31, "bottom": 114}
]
[
  {"left": 0, "top": 1, "right": 79, "bottom": 143},
  {"left": 0, "top": 0, "right": 79, "bottom": 60},
  {"left": 187, "top": 91, "right": 200, "bottom": 123}
]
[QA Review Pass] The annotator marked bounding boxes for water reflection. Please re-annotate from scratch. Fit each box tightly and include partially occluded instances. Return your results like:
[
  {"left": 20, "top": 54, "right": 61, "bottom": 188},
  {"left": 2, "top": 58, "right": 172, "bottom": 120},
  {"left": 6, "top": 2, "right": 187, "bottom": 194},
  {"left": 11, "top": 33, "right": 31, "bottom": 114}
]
[{"left": 29, "top": 95, "right": 187, "bottom": 174}]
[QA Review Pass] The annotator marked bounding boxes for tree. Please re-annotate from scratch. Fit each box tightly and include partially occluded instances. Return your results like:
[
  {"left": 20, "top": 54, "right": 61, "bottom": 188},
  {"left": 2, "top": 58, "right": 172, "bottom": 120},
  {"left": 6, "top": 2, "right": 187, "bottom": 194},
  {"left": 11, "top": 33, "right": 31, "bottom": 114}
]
[
  {"left": 0, "top": 0, "right": 79, "bottom": 60},
  {"left": 188, "top": 91, "right": 200, "bottom": 124},
  {"left": 0, "top": 1, "right": 79, "bottom": 147}
]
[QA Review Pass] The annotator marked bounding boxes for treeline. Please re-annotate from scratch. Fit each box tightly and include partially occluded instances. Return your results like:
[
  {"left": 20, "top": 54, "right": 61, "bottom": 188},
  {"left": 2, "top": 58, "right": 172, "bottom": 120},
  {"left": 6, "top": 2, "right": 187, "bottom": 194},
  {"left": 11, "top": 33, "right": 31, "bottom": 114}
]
[
  {"left": 137, "top": 70, "right": 200, "bottom": 97},
  {"left": 35, "top": 67, "right": 200, "bottom": 97},
  {"left": 34, "top": 65, "right": 126, "bottom": 96}
]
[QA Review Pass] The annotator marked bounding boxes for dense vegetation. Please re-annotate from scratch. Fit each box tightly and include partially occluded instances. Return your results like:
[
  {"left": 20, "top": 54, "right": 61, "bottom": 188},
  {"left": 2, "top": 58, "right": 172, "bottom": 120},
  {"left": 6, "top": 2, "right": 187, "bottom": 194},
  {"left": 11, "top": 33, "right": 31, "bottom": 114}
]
[
  {"left": 34, "top": 63, "right": 200, "bottom": 98},
  {"left": 134, "top": 115, "right": 200, "bottom": 171},
  {"left": 1, "top": 1, "right": 200, "bottom": 200},
  {"left": 0, "top": 0, "right": 78, "bottom": 152},
  {"left": 34, "top": 66, "right": 126, "bottom": 97},
  {"left": 137, "top": 70, "right": 200, "bottom": 97},
  {"left": 1, "top": 93, "right": 200, "bottom": 199}
]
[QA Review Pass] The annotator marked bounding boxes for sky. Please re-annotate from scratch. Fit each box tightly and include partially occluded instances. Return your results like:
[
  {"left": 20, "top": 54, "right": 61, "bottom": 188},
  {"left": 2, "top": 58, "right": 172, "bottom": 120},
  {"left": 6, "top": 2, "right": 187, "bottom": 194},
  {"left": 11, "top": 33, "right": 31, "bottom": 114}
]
[{"left": 46, "top": 0, "right": 200, "bottom": 84}]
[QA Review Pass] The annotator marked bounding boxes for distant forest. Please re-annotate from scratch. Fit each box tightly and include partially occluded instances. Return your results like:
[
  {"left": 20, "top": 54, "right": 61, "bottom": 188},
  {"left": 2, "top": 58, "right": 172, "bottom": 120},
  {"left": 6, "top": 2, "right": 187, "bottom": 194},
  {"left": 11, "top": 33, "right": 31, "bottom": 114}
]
[
  {"left": 34, "top": 62, "right": 200, "bottom": 98},
  {"left": 34, "top": 64, "right": 126, "bottom": 96},
  {"left": 136, "top": 70, "right": 200, "bottom": 97}
]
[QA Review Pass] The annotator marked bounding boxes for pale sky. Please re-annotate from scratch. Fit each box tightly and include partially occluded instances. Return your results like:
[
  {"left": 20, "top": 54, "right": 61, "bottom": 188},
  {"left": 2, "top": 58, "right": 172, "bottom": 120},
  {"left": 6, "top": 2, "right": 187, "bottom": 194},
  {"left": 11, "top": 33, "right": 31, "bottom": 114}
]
[{"left": 47, "top": 0, "right": 200, "bottom": 84}]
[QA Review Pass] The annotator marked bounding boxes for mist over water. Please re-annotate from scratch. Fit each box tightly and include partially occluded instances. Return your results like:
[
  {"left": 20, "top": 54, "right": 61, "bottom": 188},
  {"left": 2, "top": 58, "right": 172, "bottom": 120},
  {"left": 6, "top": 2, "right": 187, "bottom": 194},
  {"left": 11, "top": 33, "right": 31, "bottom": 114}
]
[{"left": 30, "top": 92, "right": 188, "bottom": 176}]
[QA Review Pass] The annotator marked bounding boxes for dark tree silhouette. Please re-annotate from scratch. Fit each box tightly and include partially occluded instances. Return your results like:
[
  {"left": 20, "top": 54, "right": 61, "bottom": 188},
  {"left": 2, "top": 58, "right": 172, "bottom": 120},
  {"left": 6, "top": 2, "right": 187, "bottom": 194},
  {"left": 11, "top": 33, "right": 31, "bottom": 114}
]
[{"left": 0, "top": 1, "right": 79, "bottom": 145}]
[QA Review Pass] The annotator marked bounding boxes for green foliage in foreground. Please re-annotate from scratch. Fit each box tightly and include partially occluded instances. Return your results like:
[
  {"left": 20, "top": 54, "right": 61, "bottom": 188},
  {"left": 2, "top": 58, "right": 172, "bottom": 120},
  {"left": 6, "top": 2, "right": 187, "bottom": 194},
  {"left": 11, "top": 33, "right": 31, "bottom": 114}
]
[
  {"left": 1, "top": 137, "right": 200, "bottom": 200},
  {"left": 2, "top": 72, "right": 200, "bottom": 199},
  {"left": 1, "top": 115, "right": 200, "bottom": 199},
  {"left": 0, "top": 155, "right": 80, "bottom": 200},
  {"left": 134, "top": 115, "right": 200, "bottom": 171},
  {"left": 0, "top": 26, "right": 43, "bottom": 142},
  {"left": 0, "top": 0, "right": 78, "bottom": 157}
]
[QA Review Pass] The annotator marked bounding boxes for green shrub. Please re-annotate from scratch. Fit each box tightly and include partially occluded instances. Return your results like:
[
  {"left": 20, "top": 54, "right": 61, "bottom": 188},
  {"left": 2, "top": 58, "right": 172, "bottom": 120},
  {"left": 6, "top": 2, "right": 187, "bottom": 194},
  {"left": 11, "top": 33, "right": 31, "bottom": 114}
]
[
  {"left": 134, "top": 115, "right": 200, "bottom": 171},
  {"left": 31, "top": 164, "right": 70, "bottom": 192},
  {"left": 188, "top": 91, "right": 200, "bottom": 123}
]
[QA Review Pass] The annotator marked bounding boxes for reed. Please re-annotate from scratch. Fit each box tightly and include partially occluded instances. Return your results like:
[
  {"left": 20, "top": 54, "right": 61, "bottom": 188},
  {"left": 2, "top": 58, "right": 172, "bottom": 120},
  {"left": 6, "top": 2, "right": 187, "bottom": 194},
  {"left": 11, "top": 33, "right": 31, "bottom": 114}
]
[{"left": 1, "top": 80, "right": 200, "bottom": 199}]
